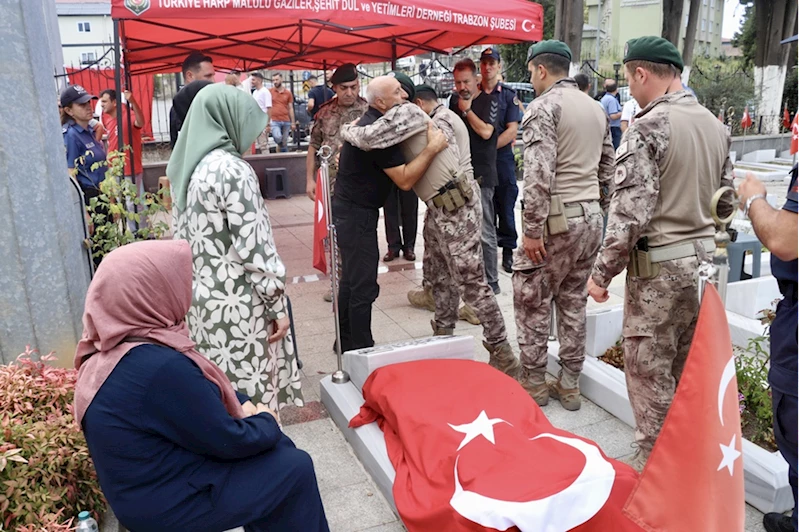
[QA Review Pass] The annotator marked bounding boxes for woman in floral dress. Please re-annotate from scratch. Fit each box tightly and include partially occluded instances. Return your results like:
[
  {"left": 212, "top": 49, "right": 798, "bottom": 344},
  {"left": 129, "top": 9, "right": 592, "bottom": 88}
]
[{"left": 167, "top": 83, "right": 302, "bottom": 410}]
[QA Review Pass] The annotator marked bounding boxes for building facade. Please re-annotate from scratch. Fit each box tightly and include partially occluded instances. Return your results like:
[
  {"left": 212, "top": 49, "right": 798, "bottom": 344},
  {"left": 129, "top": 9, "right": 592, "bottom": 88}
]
[
  {"left": 55, "top": 0, "right": 114, "bottom": 69},
  {"left": 583, "top": 0, "right": 725, "bottom": 62}
]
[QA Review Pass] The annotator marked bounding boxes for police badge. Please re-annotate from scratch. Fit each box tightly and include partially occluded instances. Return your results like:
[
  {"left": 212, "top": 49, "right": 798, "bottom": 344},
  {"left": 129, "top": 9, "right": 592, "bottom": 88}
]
[{"left": 125, "top": 0, "right": 150, "bottom": 16}]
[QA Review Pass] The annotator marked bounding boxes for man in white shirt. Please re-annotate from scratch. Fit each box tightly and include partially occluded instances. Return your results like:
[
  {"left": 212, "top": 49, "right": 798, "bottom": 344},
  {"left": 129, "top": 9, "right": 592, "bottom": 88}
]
[
  {"left": 621, "top": 97, "right": 640, "bottom": 133},
  {"left": 251, "top": 71, "right": 272, "bottom": 153}
]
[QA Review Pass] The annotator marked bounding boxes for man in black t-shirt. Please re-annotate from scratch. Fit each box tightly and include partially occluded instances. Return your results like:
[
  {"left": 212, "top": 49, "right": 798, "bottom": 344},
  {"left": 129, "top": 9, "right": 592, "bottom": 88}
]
[
  {"left": 333, "top": 75, "right": 447, "bottom": 351},
  {"left": 450, "top": 59, "right": 501, "bottom": 294},
  {"left": 307, "top": 73, "right": 334, "bottom": 119}
]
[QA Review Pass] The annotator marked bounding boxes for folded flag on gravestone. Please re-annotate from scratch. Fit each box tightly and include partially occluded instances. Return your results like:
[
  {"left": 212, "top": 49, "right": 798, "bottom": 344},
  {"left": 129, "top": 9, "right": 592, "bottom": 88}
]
[
  {"left": 349, "top": 359, "right": 642, "bottom": 531},
  {"left": 312, "top": 168, "right": 327, "bottom": 275},
  {"left": 623, "top": 285, "right": 745, "bottom": 531}
]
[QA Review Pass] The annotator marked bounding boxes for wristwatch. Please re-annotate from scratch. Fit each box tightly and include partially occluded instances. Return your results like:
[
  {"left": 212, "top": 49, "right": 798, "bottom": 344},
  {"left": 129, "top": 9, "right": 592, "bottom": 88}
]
[
  {"left": 743, "top": 193, "right": 767, "bottom": 218},
  {"left": 461, "top": 108, "right": 472, "bottom": 119}
]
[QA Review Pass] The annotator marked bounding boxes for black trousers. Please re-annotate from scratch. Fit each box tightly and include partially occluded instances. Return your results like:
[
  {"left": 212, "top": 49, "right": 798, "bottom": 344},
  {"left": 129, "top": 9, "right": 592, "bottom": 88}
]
[
  {"left": 333, "top": 198, "right": 380, "bottom": 351},
  {"left": 383, "top": 184, "right": 418, "bottom": 254},
  {"left": 770, "top": 291, "right": 798, "bottom": 528}
]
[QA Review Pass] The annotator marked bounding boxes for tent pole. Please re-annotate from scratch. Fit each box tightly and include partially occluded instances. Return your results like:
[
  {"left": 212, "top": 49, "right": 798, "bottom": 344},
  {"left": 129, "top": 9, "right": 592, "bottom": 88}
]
[
  {"left": 113, "top": 19, "right": 124, "bottom": 177},
  {"left": 391, "top": 40, "right": 397, "bottom": 70}
]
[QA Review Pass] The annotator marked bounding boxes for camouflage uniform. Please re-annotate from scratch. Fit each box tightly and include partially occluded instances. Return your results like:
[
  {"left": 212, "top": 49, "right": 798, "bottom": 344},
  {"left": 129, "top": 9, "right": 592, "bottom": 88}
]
[
  {"left": 310, "top": 96, "right": 368, "bottom": 282},
  {"left": 513, "top": 78, "right": 614, "bottom": 397},
  {"left": 591, "top": 90, "right": 735, "bottom": 456},
  {"left": 310, "top": 96, "right": 368, "bottom": 195},
  {"left": 341, "top": 103, "right": 510, "bottom": 349}
]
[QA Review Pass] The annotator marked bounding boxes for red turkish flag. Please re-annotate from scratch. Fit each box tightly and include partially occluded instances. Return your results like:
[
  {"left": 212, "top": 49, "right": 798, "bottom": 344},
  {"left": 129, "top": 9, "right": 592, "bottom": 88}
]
[
  {"left": 350, "top": 359, "right": 642, "bottom": 531},
  {"left": 741, "top": 106, "right": 752, "bottom": 130},
  {"left": 783, "top": 106, "right": 791, "bottom": 130},
  {"left": 623, "top": 285, "right": 745, "bottom": 531},
  {"left": 791, "top": 113, "right": 799, "bottom": 155},
  {"left": 717, "top": 111, "right": 724, "bottom": 122},
  {"left": 312, "top": 169, "right": 327, "bottom": 274}
]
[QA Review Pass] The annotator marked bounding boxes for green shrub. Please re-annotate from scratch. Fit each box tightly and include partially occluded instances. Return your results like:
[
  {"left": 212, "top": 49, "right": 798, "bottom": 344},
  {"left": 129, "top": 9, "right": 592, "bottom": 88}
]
[
  {"left": 0, "top": 347, "right": 106, "bottom": 529},
  {"left": 85, "top": 149, "right": 170, "bottom": 261}
]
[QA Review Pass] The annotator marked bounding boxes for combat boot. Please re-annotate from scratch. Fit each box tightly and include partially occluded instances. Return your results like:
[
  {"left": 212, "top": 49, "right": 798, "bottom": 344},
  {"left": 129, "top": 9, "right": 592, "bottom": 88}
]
[
  {"left": 430, "top": 320, "right": 455, "bottom": 336},
  {"left": 407, "top": 286, "right": 435, "bottom": 312},
  {"left": 458, "top": 304, "right": 481, "bottom": 325},
  {"left": 483, "top": 340, "right": 521, "bottom": 378},
  {"left": 549, "top": 368, "right": 582, "bottom": 411},
  {"left": 517, "top": 366, "right": 549, "bottom": 406},
  {"left": 619, "top": 449, "right": 647, "bottom": 473}
]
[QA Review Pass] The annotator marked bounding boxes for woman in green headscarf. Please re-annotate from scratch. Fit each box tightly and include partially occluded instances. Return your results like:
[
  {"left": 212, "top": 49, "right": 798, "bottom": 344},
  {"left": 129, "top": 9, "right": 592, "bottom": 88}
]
[{"left": 168, "top": 83, "right": 303, "bottom": 411}]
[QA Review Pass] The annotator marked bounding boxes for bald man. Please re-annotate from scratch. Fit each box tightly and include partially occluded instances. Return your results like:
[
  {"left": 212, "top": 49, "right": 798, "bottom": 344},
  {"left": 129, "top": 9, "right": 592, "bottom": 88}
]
[{"left": 333, "top": 76, "right": 448, "bottom": 351}]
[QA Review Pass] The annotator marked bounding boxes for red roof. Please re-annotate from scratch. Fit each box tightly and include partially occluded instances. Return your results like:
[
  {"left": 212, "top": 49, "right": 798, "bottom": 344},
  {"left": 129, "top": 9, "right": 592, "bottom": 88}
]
[{"left": 112, "top": 0, "right": 544, "bottom": 73}]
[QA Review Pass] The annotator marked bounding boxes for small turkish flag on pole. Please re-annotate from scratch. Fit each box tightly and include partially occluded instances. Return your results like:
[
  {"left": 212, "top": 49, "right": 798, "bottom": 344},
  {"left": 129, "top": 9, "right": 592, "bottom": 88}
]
[
  {"left": 783, "top": 105, "right": 791, "bottom": 130},
  {"left": 623, "top": 285, "right": 745, "bottom": 531},
  {"left": 717, "top": 111, "right": 724, "bottom": 122},
  {"left": 741, "top": 106, "right": 752, "bottom": 130},
  {"left": 312, "top": 169, "right": 327, "bottom": 274},
  {"left": 791, "top": 113, "right": 799, "bottom": 156}
]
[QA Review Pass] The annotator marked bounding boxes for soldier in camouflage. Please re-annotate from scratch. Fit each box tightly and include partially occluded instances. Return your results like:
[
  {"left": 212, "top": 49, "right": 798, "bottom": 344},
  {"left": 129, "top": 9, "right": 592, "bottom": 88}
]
[
  {"left": 587, "top": 37, "right": 735, "bottom": 470},
  {"left": 305, "top": 64, "right": 367, "bottom": 302},
  {"left": 340, "top": 84, "right": 519, "bottom": 376},
  {"left": 514, "top": 41, "right": 615, "bottom": 411}
]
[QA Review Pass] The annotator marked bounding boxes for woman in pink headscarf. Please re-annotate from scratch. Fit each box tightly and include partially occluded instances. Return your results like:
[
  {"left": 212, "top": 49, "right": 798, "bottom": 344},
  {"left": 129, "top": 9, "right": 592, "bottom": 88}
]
[{"left": 74, "top": 240, "right": 328, "bottom": 532}]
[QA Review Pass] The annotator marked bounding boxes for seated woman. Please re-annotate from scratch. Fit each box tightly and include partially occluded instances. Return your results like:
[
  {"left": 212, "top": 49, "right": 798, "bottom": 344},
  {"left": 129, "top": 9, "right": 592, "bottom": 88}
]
[{"left": 74, "top": 239, "right": 329, "bottom": 532}]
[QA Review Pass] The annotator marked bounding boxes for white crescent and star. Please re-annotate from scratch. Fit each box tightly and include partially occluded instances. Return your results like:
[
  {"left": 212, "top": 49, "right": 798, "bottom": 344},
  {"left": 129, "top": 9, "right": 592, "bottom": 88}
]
[
  {"left": 448, "top": 410, "right": 510, "bottom": 451},
  {"left": 316, "top": 200, "right": 324, "bottom": 223},
  {"left": 522, "top": 19, "right": 534, "bottom": 32},
  {"left": 447, "top": 411, "right": 614, "bottom": 531},
  {"left": 716, "top": 356, "right": 742, "bottom": 476}
]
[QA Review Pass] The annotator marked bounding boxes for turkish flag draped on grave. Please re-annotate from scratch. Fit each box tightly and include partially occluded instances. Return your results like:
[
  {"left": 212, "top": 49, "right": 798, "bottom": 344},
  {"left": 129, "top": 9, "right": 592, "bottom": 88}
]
[
  {"left": 791, "top": 113, "right": 799, "bottom": 155},
  {"left": 312, "top": 169, "right": 327, "bottom": 275},
  {"left": 623, "top": 285, "right": 745, "bottom": 531},
  {"left": 741, "top": 106, "right": 753, "bottom": 130},
  {"left": 349, "top": 359, "right": 642, "bottom": 531}
]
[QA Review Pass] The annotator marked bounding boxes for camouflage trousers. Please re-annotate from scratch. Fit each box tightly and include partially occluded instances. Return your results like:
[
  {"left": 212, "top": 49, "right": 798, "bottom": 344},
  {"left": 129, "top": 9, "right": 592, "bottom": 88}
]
[
  {"left": 512, "top": 211, "right": 603, "bottom": 376},
  {"left": 426, "top": 180, "right": 506, "bottom": 345},
  {"left": 623, "top": 255, "right": 701, "bottom": 455}
]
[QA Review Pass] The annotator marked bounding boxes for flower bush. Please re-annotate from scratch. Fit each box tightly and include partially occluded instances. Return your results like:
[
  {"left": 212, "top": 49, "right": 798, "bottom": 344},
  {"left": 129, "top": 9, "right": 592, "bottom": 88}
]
[{"left": 0, "top": 347, "right": 106, "bottom": 529}]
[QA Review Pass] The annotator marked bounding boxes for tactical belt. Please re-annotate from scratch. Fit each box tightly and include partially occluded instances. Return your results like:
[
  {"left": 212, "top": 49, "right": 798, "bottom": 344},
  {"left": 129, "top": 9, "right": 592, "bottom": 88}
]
[
  {"left": 564, "top": 201, "right": 601, "bottom": 219},
  {"left": 648, "top": 238, "right": 715, "bottom": 263},
  {"left": 629, "top": 237, "right": 715, "bottom": 279},
  {"left": 427, "top": 174, "right": 474, "bottom": 212}
]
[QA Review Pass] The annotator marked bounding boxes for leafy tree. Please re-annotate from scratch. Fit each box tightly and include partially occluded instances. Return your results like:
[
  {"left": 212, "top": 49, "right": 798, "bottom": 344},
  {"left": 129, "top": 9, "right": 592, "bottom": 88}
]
[
  {"left": 499, "top": 0, "right": 555, "bottom": 83},
  {"left": 732, "top": 3, "right": 756, "bottom": 69},
  {"left": 689, "top": 55, "right": 754, "bottom": 135}
]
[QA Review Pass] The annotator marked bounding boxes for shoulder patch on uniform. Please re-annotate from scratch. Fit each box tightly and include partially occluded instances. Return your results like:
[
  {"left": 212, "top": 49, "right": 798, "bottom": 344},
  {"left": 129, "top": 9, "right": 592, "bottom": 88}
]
[
  {"left": 614, "top": 165, "right": 628, "bottom": 185},
  {"left": 513, "top": 97, "right": 520, "bottom": 106},
  {"left": 616, "top": 141, "right": 629, "bottom": 159}
]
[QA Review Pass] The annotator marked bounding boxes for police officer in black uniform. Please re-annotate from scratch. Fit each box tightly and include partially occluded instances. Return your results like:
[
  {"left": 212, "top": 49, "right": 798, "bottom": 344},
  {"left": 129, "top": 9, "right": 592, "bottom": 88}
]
[
  {"left": 738, "top": 167, "right": 798, "bottom": 532},
  {"left": 479, "top": 48, "right": 523, "bottom": 273}
]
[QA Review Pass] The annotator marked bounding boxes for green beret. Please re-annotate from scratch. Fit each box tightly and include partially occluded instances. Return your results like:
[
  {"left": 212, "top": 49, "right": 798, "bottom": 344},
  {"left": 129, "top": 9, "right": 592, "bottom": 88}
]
[
  {"left": 414, "top": 84, "right": 437, "bottom": 98},
  {"left": 330, "top": 63, "right": 358, "bottom": 85},
  {"left": 526, "top": 40, "right": 572, "bottom": 64},
  {"left": 623, "top": 36, "right": 684, "bottom": 71},
  {"left": 387, "top": 70, "right": 415, "bottom": 101}
]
